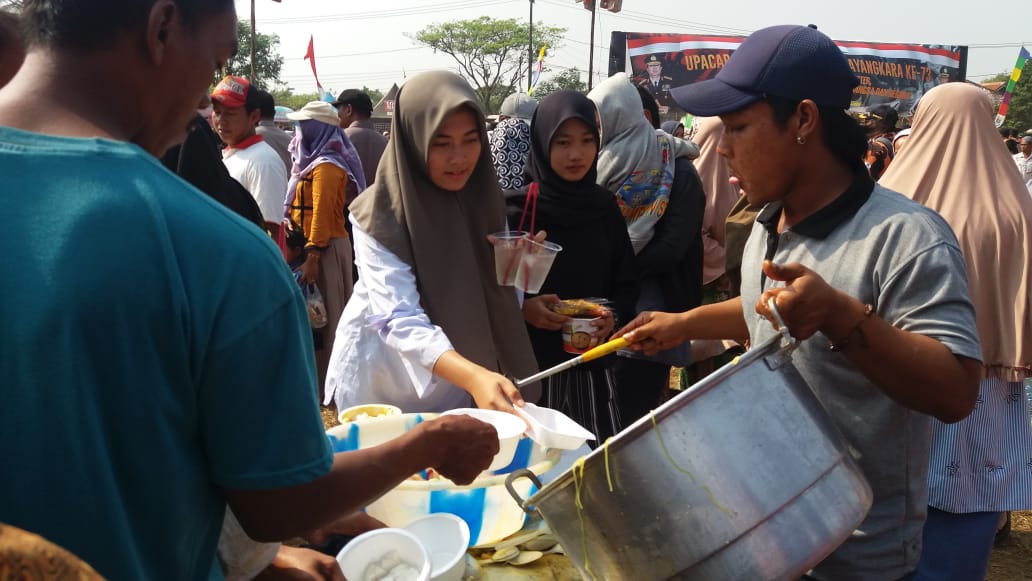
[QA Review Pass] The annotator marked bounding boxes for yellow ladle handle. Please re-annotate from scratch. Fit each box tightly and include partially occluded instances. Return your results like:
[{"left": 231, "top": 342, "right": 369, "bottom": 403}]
[{"left": 580, "top": 337, "right": 629, "bottom": 363}]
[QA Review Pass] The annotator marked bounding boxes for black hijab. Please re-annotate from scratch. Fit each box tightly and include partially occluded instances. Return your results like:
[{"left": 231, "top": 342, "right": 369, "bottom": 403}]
[{"left": 521, "top": 90, "right": 615, "bottom": 227}]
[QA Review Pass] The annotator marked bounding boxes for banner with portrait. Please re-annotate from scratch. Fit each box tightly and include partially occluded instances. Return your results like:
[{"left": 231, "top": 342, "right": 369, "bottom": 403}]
[{"left": 614, "top": 32, "right": 967, "bottom": 121}]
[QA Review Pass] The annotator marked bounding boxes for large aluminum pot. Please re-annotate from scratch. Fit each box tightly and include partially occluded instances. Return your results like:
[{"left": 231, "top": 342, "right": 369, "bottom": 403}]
[{"left": 506, "top": 313, "right": 872, "bottom": 580}]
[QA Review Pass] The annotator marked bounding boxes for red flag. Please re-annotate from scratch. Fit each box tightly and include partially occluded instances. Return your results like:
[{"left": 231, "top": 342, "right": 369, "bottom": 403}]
[{"left": 304, "top": 35, "right": 322, "bottom": 90}]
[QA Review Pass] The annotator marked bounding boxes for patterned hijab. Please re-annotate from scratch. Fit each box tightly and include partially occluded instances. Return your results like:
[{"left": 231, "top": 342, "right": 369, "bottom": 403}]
[
  {"left": 589, "top": 73, "right": 686, "bottom": 253},
  {"left": 880, "top": 83, "right": 1032, "bottom": 380},
  {"left": 490, "top": 118, "right": 532, "bottom": 190},
  {"left": 349, "top": 71, "right": 541, "bottom": 400}
]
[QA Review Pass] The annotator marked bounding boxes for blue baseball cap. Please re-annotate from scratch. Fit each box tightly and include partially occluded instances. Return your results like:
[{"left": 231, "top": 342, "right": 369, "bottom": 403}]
[{"left": 670, "top": 25, "right": 859, "bottom": 116}]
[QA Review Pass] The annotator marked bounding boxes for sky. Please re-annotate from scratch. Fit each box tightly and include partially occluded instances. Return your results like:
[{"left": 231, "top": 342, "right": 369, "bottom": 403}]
[{"left": 236, "top": 0, "right": 1032, "bottom": 96}]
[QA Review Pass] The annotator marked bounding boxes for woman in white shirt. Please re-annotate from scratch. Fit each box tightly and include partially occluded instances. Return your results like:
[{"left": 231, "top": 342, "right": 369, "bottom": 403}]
[{"left": 324, "top": 71, "right": 541, "bottom": 413}]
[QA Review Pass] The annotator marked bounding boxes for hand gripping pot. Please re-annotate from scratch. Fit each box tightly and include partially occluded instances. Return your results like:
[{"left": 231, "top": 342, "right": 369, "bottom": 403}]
[{"left": 506, "top": 300, "right": 873, "bottom": 580}]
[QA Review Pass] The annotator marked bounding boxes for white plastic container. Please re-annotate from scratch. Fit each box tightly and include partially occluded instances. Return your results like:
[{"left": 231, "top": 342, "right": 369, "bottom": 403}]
[
  {"left": 403, "top": 514, "right": 470, "bottom": 581},
  {"left": 513, "top": 402, "right": 595, "bottom": 450},
  {"left": 438, "top": 408, "right": 526, "bottom": 471},
  {"left": 335, "top": 528, "right": 431, "bottom": 581}
]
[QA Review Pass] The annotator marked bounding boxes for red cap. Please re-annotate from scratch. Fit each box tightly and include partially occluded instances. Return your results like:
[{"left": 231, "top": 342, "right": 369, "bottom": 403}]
[{"left": 211, "top": 76, "right": 250, "bottom": 108}]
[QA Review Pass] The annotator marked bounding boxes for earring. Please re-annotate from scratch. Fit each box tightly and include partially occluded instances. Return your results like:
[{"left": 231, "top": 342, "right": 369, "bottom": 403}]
[{"left": 796, "top": 136, "right": 806, "bottom": 145}]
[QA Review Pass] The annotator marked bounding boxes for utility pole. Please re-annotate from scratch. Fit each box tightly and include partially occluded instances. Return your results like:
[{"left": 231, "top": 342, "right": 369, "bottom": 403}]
[
  {"left": 528, "top": 0, "right": 534, "bottom": 91},
  {"left": 587, "top": 0, "right": 597, "bottom": 90},
  {"left": 250, "top": 0, "right": 257, "bottom": 82}
]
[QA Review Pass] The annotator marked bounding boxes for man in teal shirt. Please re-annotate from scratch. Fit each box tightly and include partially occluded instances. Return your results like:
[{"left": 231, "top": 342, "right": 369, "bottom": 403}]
[{"left": 0, "top": 1, "right": 499, "bottom": 578}]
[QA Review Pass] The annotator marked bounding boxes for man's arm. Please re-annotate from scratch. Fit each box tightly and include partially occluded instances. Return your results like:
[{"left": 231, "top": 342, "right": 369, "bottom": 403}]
[
  {"left": 757, "top": 261, "right": 980, "bottom": 423},
  {"left": 616, "top": 296, "right": 749, "bottom": 352},
  {"left": 224, "top": 414, "right": 498, "bottom": 543}
]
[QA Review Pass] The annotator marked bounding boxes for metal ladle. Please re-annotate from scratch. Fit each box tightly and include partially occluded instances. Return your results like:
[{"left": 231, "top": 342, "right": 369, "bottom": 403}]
[{"left": 513, "top": 337, "right": 629, "bottom": 388}]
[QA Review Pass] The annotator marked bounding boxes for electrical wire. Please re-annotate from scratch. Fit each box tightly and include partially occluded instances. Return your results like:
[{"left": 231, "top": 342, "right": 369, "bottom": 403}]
[
  {"left": 257, "top": 0, "right": 510, "bottom": 25},
  {"left": 283, "top": 46, "right": 423, "bottom": 61},
  {"left": 536, "top": 0, "right": 751, "bottom": 36}
]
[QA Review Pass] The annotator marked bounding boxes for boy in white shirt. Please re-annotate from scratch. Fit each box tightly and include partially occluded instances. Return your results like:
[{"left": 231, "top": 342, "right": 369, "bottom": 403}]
[{"left": 211, "top": 75, "right": 288, "bottom": 235}]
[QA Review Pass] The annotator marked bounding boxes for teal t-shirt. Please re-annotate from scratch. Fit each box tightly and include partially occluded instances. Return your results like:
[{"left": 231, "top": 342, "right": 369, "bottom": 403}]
[{"left": 0, "top": 128, "right": 333, "bottom": 579}]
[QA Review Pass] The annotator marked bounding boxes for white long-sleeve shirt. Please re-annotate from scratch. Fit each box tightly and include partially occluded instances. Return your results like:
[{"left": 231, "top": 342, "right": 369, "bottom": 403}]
[{"left": 324, "top": 222, "right": 471, "bottom": 412}]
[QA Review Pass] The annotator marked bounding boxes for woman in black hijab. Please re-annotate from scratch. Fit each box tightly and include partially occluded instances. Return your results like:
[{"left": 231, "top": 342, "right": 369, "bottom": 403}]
[{"left": 506, "top": 90, "right": 638, "bottom": 442}]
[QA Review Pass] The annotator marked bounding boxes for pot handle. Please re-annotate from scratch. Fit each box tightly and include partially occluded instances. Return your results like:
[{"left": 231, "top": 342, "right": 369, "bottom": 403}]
[
  {"left": 763, "top": 298, "right": 799, "bottom": 370},
  {"left": 767, "top": 298, "right": 798, "bottom": 348},
  {"left": 504, "top": 468, "right": 543, "bottom": 516}
]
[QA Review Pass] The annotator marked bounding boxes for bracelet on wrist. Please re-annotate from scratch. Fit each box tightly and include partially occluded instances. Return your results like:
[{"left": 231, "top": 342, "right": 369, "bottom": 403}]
[{"left": 829, "top": 303, "right": 874, "bottom": 352}]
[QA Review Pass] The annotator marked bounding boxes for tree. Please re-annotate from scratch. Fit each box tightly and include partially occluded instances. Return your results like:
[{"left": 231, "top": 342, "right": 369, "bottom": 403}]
[
  {"left": 362, "top": 86, "right": 385, "bottom": 108},
  {"left": 532, "top": 68, "right": 587, "bottom": 100},
  {"left": 987, "top": 64, "right": 1032, "bottom": 132},
  {"left": 411, "top": 17, "right": 565, "bottom": 114},
  {"left": 268, "top": 86, "right": 387, "bottom": 113},
  {"left": 269, "top": 89, "right": 319, "bottom": 112},
  {"left": 223, "top": 20, "right": 284, "bottom": 90}
]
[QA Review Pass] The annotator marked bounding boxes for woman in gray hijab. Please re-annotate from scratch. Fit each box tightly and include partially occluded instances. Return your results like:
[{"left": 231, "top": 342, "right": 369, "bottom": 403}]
[
  {"left": 325, "top": 71, "right": 540, "bottom": 413},
  {"left": 589, "top": 72, "right": 706, "bottom": 425}
]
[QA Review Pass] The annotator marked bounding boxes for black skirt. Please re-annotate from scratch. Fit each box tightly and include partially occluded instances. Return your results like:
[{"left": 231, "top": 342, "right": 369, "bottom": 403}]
[{"left": 542, "top": 367, "right": 623, "bottom": 445}]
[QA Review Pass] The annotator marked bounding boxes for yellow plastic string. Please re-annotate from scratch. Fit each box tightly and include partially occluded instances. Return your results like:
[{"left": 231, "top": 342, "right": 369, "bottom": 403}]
[
  {"left": 649, "top": 411, "right": 733, "bottom": 518},
  {"left": 571, "top": 456, "right": 598, "bottom": 580},
  {"left": 602, "top": 436, "right": 615, "bottom": 492}
]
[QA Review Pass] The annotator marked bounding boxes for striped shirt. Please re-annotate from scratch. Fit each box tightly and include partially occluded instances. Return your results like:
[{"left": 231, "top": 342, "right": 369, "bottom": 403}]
[{"left": 927, "top": 376, "right": 1032, "bottom": 512}]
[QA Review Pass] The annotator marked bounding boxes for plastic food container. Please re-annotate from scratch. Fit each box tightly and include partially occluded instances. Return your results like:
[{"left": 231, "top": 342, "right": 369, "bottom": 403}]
[
  {"left": 512, "top": 402, "right": 595, "bottom": 450},
  {"left": 438, "top": 408, "right": 526, "bottom": 471},
  {"left": 335, "top": 528, "right": 431, "bottom": 581},
  {"left": 338, "top": 403, "right": 402, "bottom": 424},
  {"left": 561, "top": 316, "right": 602, "bottom": 354},
  {"left": 403, "top": 514, "right": 470, "bottom": 581}
]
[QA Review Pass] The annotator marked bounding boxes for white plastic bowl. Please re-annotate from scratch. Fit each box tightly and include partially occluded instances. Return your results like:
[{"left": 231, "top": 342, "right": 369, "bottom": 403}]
[
  {"left": 403, "top": 514, "right": 470, "bottom": 581},
  {"left": 335, "top": 528, "right": 431, "bottom": 581},
  {"left": 438, "top": 408, "right": 526, "bottom": 471},
  {"left": 338, "top": 403, "right": 402, "bottom": 424},
  {"left": 513, "top": 402, "right": 595, "bottom": 450}
]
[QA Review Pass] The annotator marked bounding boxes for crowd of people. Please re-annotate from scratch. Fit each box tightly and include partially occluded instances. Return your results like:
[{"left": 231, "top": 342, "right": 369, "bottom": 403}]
[{"left": 0, "top": 1, "right": 1029, "bottom": 580}]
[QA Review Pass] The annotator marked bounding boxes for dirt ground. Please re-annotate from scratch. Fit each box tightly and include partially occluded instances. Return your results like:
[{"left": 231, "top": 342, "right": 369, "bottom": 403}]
[
  {"left": 322, "top": 406, "right": 1030, "bottom": 577},
  {"left": 987, "top": 511, "right": 1031, "bottom": 581}
]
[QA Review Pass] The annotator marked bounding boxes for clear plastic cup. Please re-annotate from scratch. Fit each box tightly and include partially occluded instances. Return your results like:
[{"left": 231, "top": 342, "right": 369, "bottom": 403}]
[
  {"left": 517, "top": 239, "right": 562, "bottom": 293},
  {"left": 490, "top": 231, "right": 529, "bottom": 286}
]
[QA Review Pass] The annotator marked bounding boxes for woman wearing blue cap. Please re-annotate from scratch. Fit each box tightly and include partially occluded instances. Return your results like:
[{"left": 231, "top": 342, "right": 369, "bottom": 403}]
[{"left": 617, "top": 24, "right": 982, "bottom": 580}]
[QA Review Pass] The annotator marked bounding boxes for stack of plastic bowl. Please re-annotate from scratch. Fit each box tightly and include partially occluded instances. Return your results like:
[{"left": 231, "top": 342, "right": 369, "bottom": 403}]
[{"left": 335, "top": 528, "right": 431, "bottom": 581}]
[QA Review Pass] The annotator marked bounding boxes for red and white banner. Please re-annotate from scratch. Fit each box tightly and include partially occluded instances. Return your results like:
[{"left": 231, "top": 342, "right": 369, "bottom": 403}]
[{"left": 620, "top": 32, "right": 966, "bottom": 120}]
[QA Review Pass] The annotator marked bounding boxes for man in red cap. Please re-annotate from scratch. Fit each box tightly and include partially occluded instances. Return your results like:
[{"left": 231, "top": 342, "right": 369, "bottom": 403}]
[{"left": 211, "top": 75, "right": 288, "bottom": 235}]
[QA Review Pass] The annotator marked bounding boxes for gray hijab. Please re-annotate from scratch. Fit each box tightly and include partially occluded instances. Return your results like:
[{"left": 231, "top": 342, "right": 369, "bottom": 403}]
[
  {"left": 349, "top": 71, "right": 541, "bottom": 401},
  {"left": 589, "top": 73, "right": 699, "bottom": 193}
]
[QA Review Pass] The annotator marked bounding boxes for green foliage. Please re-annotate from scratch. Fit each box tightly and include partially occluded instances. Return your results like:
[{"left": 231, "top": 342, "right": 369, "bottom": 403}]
[
  {"left": 411, "top": 17, "right": 565, "bottom": 114},
  {"left": 267, "top": 86, "right": 386, "bottom": 113},
  {"left": 532, "top": 68, "right": 587, "bottom": 100},
  {"left": 362, "top": 86, "right": 385, "bottom": 107},
  {"left": 223, "top": 20, "right": 284, "bottom": 90},
  {"left": 269, "top": 89, "right": 319, "bottom": 111},
  {"left": 988, "top": 63, "right": 1032, "bottom": 132}
]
